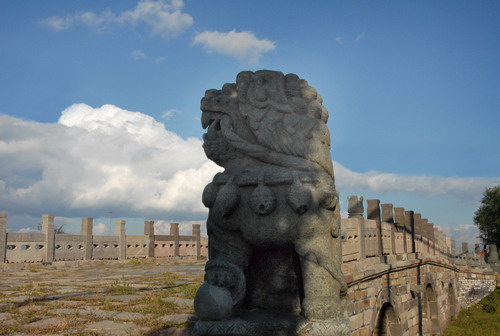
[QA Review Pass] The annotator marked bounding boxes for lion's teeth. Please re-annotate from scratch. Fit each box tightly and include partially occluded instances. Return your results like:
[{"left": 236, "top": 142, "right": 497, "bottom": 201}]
[
  {"left": 201, "top": 113, "right": 213, "bottom": 129},
  {"left": 206, "top": 119, "right": 220, "bottom": 140}
]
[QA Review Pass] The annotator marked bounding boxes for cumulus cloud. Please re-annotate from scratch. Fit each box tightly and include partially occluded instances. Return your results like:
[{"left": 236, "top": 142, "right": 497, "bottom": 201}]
[
  {"left": 193, "top": 30, "right": 275, "bottom": 64},
  {"left": 334, "top": 161, "right": 500, "bottom": 204},
  {"left": 2, "top": 105, "right": 498, "bottom": 234},
  {"left": 0, "top": 104, "right": 221, "bottom": 219},
  {"left": 40, "top": 0, "right": 193, "bottom": 38}
]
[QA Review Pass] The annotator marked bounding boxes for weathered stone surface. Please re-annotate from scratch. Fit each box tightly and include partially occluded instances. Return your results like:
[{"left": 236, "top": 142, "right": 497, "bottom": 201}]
[
  {"left": 194, "top": 70, "right": 349, "bottom": 335},
  {"left": 107, "top": 294, "right": 142, "bottom": 302},
  {"left": 158, "top": 313, "right": 198, "bottom": 324},
  {"left": 26, "top": 317, "right": 67, "bottom": 329},
  {"left": 162, "top": 296, "right": 194, "bottom": 308},
  {"left": 347, "top": 196, "right": 364, "bottom": 219},
  {"left": 84, "top": 320, "right": 148, "bottom": 336}
]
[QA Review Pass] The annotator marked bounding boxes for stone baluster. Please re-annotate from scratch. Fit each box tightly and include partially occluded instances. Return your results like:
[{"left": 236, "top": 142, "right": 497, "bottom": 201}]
[
  {"left": 348, "top": 195, "right": 364, "bottom": 219},
  {"left": 348, "top": 195, "right": 365, "bottom": 260},
  {"left": 394, "top": 207, "right": 407, "bottom": 253},
  {"left": 192, "top": 224, "right": 202, "bottom": 259},
  {"left": 170, "top": 223, "right": 180, "bottom": 257},
  {"left": 381, "top": 203, "right": 396, "bottom": 255},
  {"left": 0, "top": 213, "right": 6, "bottom": 263},
  {"left": 115, "top": 220, "right": 126, "bottom": 260},
  {"left": 427, "top": 222, "right": 435, "bottom": 255},
  {"left": 367, "top": 199, "right": 382, "bottom": 256},
  {"left": 144, "top": 220, "right": 155, "bottom": 258},
  {"left": 404, "top": 211, "right": 415, "bottom": 253},
  {"left": 421, "top": 218, "right": 429, "bottom": 254},
  {"left": 413, "top": 213, "right": 422, "bottom": 253},
  {"left": 81, "top": 217, "right": 93, "bottom": 260},
  {"left": 41, "top": 214, "right": 55, "bottom": 263}
]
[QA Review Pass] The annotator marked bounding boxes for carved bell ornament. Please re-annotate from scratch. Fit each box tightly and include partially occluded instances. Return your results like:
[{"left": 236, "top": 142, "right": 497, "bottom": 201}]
[
  {"left": 287, "top": 173, "right": 312, "bottom": 215},
  {"left": 249, "top": 175, "right": 277, "bottom": 216},
  {"left": 213, "top": 176, "right": 240, "bottom": 218},
  {"left": 202, "top": 182, "right": 218, "bottom": 209}
]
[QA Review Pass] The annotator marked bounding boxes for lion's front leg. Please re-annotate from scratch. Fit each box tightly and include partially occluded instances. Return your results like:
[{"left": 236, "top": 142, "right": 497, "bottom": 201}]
[{"left": 295, "top": 238, "right": 347, "bottom": 321}]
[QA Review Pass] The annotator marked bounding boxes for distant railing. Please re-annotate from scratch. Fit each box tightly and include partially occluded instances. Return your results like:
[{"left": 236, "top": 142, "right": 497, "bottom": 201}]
[
  {"left": 0, "top": 214, "right": 208, "bottom": 263},
  {"left": 339, "top": 196, "right": 489, "bottom": 268}
]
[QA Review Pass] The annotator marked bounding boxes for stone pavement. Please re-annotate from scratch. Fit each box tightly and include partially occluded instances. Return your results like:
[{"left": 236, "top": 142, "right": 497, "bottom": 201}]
[{"left": 0, "top": 258, "right": 205, "bottom": 335}]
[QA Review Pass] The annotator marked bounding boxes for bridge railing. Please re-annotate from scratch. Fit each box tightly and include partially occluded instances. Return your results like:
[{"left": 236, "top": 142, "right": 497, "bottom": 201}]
[
  {"left": 341, "top": 196, "right": 488, "bottom": 268},
  {"left": 0, "top": 213, "right": 208, "bottom": 263}
]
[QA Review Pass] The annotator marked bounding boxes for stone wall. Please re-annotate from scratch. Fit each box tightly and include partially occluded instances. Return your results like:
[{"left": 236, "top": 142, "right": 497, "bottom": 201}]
[
  {"left": 457, "top": 270, "right": 497, "bottom": 308},
  {"left": 0, "top": 214, "right": 208, "bottom": 263}
]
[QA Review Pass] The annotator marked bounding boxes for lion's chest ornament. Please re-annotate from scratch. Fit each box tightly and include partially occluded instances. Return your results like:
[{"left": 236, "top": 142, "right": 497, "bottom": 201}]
[{"left": 194, "top": 70, "right": 350, "bottom": 336}]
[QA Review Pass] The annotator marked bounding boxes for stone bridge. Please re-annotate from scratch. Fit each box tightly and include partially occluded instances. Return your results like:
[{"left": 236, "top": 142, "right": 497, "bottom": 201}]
[{"left": 340, "top": 196, "right": 497, "bottom": 336}]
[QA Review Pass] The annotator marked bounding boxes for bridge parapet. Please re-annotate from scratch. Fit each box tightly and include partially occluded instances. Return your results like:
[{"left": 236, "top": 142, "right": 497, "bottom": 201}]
[
  {"left": 341, "top": 196, "right": 497, "bottom": 336},
  {"left": 341, "top": 196, "right": 488, "bottom": 268},
  {"left": 0, "top": 214, "right": 208, "bottom": 263}
]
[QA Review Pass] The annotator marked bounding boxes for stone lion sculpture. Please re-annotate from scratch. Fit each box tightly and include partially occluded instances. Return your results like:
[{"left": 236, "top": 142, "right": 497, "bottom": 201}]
[{"left": 194, "top": 70, "right": 348, "bottom": 334}]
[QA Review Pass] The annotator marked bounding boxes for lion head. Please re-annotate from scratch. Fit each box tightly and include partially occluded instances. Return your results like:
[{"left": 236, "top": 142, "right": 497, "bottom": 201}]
[{"left": 201, "top": 70, "right": 333, "bottom": 176}]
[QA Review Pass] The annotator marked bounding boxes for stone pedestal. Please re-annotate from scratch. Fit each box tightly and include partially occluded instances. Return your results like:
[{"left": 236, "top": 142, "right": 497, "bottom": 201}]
[{"left": 195, "top": 313, "right": 350, "bottom": 336}]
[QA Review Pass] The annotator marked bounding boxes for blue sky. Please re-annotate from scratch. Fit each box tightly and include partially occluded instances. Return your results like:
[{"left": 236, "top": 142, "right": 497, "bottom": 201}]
[{"left": 1, "top": 1, "right": 499, "bottom": 247}]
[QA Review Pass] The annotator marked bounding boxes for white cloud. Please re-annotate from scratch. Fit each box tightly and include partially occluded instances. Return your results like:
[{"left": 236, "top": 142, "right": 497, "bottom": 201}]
[
  {"left": 161, "top": 109, "right": 181, "bottom": 120},
  {"left": 154, "top": 219, "right": 206, "bottom": 236},
  {"left": 0, "top": 104, "right": 222, "bottom": 219},
  {"left": 193, "top": 30, "right": 275, "bottom": 64},
  {"left": 441, "top": 224, "right": 481, "bottom": 250},
  {"left": 41, "top": 16, "right": 72, "bottom": 32},
  {"left": 131, "top": 49, "right": 147, "bottom": 60},
  {"left": 40, "top": 0, "right": 193, "bottom": 38},
  {"left": 93, "top": 222, "right": 111, "bottom": 235},
  {"left": 334, "top": 161, "right": 500, "bottom": 204},
  {"left": 17, "top": 227, "right": 40, "bottom": 234},
  {"left": 335, "top": 37, "right": 344, "bottom": 44},
  {"left": 355, "top": 32, "right": 366, "bottom": 42},
  {"left": 131, "top": 49, "right": 165, "bottom": 62}
]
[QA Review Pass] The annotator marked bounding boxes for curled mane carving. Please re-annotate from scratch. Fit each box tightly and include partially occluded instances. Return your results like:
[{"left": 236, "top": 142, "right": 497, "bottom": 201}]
[{"left": 201, "top": 70, "right": 333, "bottom": 176}]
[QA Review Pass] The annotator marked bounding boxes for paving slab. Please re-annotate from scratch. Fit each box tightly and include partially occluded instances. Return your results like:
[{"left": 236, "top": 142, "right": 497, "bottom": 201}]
[
  {"left": 107, "top": 294, "right": 143, "bottom": 302},
  {"left": 0, "top": 312, "right": 13, "bottom": 320},
  {"left": 157, "top": 314, "right": 197, "bottom": 324},
  {"left": 161, "top": 297, "right": 194, "bottom": 308},
  {"left": 0, "top": 259, "right": 204, "bottom": 336},
  {"left": 84, "top": 320, "right": 149, "bottom": 336},
  {"left": 25, "top": 316, "right": 67, "bottom": 329}
]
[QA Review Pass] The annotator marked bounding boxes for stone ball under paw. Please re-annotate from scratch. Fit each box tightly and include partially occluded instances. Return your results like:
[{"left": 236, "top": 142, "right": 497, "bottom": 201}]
[{"left": 194, "top": 282, "right": 233, "bottom": 320}]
